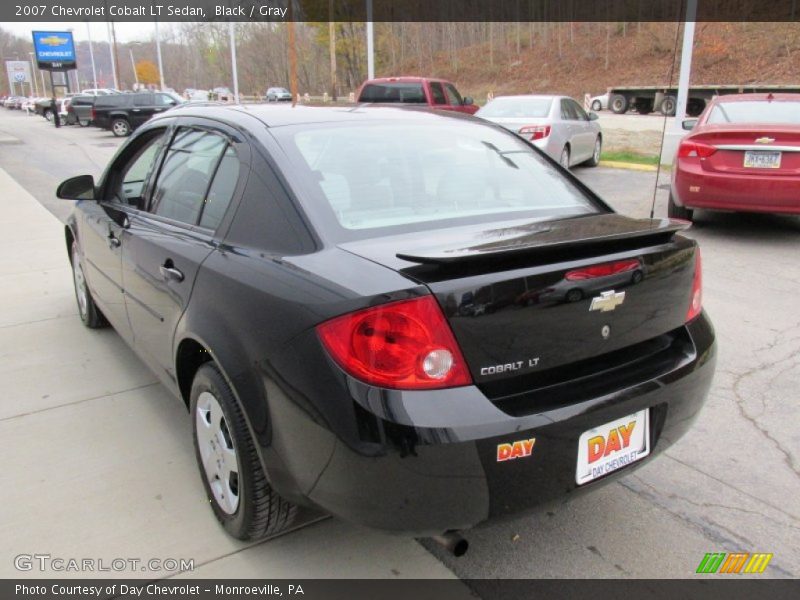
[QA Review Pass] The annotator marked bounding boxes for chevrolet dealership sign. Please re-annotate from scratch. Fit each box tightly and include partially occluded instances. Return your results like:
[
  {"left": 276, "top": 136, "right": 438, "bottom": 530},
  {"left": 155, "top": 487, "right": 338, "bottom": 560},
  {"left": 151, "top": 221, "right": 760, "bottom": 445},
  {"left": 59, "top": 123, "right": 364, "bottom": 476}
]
[{"left": 32, "top": 31, "right": 77, "bottom": 71}]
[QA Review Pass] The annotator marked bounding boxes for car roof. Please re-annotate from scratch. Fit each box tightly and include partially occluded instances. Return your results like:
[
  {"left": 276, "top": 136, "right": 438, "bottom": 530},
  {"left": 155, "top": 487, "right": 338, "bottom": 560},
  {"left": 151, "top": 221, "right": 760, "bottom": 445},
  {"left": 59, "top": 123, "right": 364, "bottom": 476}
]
[
  {"left": 490, "top": 94, "right": 564, "bottom": 101},
  {"left": 363, "top": 77, "right": 449, "bottom": 84},
  {"left": 162, "top": 103, "right": 476, "bottom": 129}
]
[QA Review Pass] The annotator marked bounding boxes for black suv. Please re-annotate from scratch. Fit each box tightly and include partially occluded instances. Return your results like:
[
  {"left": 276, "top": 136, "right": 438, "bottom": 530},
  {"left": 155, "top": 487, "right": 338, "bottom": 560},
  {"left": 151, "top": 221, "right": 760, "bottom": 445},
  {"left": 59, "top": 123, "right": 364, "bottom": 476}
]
[{"left": 93, "top": 92, "right": 183, "bottom": 136}]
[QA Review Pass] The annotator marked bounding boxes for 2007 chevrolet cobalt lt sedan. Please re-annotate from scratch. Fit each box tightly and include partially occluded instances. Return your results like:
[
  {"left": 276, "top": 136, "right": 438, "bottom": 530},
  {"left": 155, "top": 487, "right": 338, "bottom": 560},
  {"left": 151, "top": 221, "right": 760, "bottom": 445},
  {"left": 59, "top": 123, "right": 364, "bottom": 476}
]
[{"left": 58, "top": 104, "right": 715, "bottom": 541}]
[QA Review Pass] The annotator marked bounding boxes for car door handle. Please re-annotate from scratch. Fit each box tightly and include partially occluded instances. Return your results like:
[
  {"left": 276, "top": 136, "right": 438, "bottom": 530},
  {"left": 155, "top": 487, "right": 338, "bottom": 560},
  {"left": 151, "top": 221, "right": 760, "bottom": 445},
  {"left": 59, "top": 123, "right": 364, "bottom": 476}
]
[
  {"left": 159, "top": 261, "right": 184, "bottom": 282},
  {"left": 108, "top": 232, "right": 121, "bottom": 248}
]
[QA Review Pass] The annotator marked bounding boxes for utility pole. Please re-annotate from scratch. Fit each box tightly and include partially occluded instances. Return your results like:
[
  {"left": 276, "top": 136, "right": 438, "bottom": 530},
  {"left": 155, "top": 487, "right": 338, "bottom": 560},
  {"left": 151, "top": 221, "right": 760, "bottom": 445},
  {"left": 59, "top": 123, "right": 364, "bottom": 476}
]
[
  {"left": 329, "top": 0, "right": 336, "bottom": 100},
  {"left": 288, "top": 21, "right": 297, "bottom": 106},
  {"left": 129, "top": 48, "right": 139, "bottom": 85},
  {"left": 28, "top": 52, "right": 39, "bottom": 96}
]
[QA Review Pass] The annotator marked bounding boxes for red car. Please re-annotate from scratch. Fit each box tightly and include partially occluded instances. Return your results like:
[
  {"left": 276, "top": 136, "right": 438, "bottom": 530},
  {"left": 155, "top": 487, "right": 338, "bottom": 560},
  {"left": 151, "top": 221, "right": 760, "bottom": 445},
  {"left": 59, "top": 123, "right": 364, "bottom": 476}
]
[
  {"left": 670, "top": 93, "right": 800, "bottom": 220},
  {"left": 357, "top": 76, "right": 478, "bottom": 115}
]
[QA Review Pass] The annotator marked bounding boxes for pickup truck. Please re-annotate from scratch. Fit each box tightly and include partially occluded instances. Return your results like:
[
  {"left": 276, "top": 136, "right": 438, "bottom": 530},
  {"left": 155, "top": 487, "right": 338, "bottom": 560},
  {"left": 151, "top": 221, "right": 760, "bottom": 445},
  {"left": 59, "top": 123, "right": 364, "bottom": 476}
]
[
  {"left": 357, "top": 77, "right": 478, "bottom": 115},
  {"left": 92, "top": 91, "right": 183, "bottom": 136}
]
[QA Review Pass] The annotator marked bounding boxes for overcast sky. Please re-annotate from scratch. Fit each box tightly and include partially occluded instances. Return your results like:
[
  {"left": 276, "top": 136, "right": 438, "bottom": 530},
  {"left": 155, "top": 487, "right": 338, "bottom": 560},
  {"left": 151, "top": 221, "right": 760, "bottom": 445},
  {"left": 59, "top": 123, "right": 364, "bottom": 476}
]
[{"left": 4, "top": 21, "right": 180, "bottom": 44}]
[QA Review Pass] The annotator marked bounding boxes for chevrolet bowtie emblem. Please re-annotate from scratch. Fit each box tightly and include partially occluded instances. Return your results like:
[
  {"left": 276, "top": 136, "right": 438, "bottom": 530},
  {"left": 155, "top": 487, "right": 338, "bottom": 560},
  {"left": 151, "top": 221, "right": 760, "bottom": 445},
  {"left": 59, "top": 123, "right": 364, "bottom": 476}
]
[
  {"left": 754, "top": 137, "right": 775, "bottom": 144},
  {"left": 590, "top": 290, "right": 626, "bottom": 312},
  {"left": 40, "top": 36, "right": 69, "bottom": 46}
]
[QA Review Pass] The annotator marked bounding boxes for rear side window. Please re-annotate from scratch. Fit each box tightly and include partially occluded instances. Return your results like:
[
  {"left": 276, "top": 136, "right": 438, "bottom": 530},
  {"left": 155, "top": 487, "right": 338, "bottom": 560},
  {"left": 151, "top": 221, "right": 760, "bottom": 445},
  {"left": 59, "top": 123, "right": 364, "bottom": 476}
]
[
  {"left": 429, "top": 82, "right": 447, "bottom": 105},
  {"left": 561, "top": 99, "right": 578, "bottom": 120},
  {"left": 359, "top": 83, "right": 426, "bottom": 103},
  {"left": 150, "top": 128, "right": 231, "bottom": 226},
  {"left": 199, "top": 146, "right": 239, "bottom": 230},
  {"left": 134, "top": 94, "right": 153, "bottom": 107},
  {"left": 571, "top": 100, "right": 589, "bottom": 120}
]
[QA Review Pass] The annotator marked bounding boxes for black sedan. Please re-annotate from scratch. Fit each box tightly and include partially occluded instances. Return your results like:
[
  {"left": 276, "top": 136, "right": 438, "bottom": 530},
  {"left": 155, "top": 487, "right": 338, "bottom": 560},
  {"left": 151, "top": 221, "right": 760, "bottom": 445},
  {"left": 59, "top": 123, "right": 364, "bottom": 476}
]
[{"left": 58, "top": 104, "right": 715, "bottom": 541}]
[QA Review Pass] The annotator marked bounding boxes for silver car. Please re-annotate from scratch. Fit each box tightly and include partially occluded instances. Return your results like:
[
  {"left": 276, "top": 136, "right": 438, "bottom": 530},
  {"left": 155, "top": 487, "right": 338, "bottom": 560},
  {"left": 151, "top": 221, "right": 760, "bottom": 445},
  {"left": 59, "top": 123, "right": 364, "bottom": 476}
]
[
  {"left": 266, "top": 87, "right": 292, "bottom": 102},
  {"left": 476, "top": 95, "right": 602, "bottom": 169}
]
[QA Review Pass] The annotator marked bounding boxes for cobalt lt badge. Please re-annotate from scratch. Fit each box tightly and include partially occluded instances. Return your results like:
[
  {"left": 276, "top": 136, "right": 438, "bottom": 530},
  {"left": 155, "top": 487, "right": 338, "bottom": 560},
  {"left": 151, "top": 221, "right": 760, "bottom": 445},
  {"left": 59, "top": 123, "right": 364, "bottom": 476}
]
[{"left": 589, "top": 290, "right": 625, "bottom": 312}]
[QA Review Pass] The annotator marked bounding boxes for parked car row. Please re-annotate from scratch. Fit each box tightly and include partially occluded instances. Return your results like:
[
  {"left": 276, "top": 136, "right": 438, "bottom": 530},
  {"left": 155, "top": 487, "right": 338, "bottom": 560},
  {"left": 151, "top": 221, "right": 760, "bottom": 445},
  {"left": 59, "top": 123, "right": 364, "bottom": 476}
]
[{"left": 355, "top": 77, "right": 602, "bottom": 169}]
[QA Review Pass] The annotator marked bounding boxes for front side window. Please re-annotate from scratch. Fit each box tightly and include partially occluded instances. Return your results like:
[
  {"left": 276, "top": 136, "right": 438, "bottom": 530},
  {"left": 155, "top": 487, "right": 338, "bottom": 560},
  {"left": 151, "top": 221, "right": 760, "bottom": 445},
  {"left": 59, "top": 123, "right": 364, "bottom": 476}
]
[
  {"left": 109, "top": 130, "right": 166, "bottom": 207},
  {"left": 444, "top": 83, "right": 463, "bottom": 106},
  {"left": 429, "top": 82, "right": 447, "bottom": 105},
  {"left": 150, "top": 128, "right": 229, "bottom": 225},
  {"left": 277, "top": 121, "right": 598, "bottom": 240}
]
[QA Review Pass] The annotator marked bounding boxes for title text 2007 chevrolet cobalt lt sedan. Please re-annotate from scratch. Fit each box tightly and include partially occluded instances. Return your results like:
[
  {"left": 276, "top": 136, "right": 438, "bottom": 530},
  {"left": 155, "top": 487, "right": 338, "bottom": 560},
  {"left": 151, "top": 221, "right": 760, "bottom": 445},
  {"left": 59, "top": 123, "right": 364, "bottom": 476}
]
[{"left": 58, "top": 104, "right": 715, "bottom": 541}]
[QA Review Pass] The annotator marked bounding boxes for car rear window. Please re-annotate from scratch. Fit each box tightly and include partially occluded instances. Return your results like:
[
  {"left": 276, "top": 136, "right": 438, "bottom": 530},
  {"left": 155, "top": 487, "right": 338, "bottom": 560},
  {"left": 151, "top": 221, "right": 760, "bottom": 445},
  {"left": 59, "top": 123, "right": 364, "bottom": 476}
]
[
  {"left": 274, "top": 120, "right": 599, "bottom": 240},
  {"left": 359, "top": 83, "right": 426, "bottom": 103},
  {"left": 478, "top": 97, "right": 553, "bottom": 118},
  {"left": 707, "top": 100, "right": 800, "bottom": 124}
]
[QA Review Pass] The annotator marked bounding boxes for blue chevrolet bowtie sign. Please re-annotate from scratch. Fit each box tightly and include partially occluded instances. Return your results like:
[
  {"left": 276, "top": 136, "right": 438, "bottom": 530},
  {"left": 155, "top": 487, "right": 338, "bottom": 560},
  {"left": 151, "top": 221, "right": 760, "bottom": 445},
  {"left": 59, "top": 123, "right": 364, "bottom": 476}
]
[{"left": 32, "top": 31, "right": 77, "bottom": 71}]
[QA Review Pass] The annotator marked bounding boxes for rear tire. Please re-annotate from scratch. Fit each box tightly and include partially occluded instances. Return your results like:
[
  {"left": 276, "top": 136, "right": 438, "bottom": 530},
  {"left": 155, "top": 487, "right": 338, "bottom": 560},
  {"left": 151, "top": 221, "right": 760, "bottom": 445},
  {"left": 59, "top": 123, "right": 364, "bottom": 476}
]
[
  {"left": 191, "top": 363, "right": 297, "bottom": 540},
  {"left": 610, "top": 94, "right": 628, "bottom": 114},
  {"left": 560, "top": 146, "right": 571, "bottom": 170},
  {"left": 111, "top": 118, "right": 131, "bottom": 137},
  {"left": 668, "top": 193, "right": 693, "bottom": 221},
  {"left": 78, "top": 118, "right": 90, "bottom": 127},
  {"left": 43, "top": 108, "right": 52, "bottom": 121}
]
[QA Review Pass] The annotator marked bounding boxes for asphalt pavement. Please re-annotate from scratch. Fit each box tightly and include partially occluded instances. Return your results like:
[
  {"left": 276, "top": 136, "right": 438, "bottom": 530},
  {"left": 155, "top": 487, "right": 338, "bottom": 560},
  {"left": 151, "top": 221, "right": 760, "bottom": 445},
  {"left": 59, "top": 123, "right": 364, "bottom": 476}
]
[{"left": 1, "top": 109, "right": 798, "bottom": 581}]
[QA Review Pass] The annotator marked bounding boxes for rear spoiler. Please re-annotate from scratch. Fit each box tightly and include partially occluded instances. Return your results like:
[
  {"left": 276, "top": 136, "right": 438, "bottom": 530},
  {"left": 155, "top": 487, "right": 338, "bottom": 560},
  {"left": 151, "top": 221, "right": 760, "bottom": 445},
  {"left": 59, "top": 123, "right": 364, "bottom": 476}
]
[{"left": 396, "top": 215, "right": 690, "bottom": 265}]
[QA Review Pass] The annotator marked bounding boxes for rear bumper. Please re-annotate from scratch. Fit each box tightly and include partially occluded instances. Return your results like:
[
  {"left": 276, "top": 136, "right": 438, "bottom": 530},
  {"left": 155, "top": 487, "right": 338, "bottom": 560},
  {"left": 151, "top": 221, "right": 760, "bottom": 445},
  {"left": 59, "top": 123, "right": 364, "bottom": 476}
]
[
  {"left": 266, "top": 313, "right": 716, "bottom": 535},
  {"left": 673, "top": 160, "right": 800, "bottom": 213}
]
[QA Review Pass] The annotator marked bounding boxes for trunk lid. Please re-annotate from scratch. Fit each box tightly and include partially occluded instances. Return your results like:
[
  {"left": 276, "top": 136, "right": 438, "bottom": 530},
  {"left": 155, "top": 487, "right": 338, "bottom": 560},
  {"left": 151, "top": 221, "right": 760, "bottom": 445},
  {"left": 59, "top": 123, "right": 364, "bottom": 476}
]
[
  {"left": 339, "top": 213, "right": 698, "bottom": 399},
  {"left": 691, "top": 125, "right": 800, "bottom": 176}
]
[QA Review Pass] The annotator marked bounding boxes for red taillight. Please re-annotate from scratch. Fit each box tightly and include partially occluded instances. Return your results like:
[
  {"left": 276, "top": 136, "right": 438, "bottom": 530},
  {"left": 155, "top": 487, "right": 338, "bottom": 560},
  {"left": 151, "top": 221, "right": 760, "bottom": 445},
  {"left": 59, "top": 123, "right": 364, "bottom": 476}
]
[
  {"left": 317, "top": 296, "right": 473, "bottom": 390},
  {"left": 677, "top": 140, "right": 717, "bottom": 158},
  {"left": 91, "top": 107, "right": 96, "bottom": 120},
  {"left": 565, "top": 259, "right": 641, "bottom": 281},
  {"left": 686, "top": 249, "right": 702, "bottom": 321},
  {"left": 519, "top": 125, "right": 551, "bottom": 141}
]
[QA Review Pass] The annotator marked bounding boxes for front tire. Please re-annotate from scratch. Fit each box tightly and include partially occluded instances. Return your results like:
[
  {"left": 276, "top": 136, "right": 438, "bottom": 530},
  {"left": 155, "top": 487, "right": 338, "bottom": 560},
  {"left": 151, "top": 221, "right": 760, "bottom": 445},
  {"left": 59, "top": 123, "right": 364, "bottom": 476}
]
[
  {"left": 71, "top": 242, "right": 107, "bottom": 329},
  {"left": 668, "top": 193, "right": 694, "bottom": 221},
  {"left": 610, "top": 94, "right": 628, "bottom": 114},
  {"left": 660, "top": 95, "right": 677, "bottom": 117},
  {"left": 586, "top": 136, "right": 602, "bottom": 167},
  {"left": 591, "top": 100, "right": 602, "bottom": 111},
  {"left": 111, "top": 118, "right": 131, "bottom": 137},
  {"left": 191, "top": 363, "right": 297, "bottom": 540}
]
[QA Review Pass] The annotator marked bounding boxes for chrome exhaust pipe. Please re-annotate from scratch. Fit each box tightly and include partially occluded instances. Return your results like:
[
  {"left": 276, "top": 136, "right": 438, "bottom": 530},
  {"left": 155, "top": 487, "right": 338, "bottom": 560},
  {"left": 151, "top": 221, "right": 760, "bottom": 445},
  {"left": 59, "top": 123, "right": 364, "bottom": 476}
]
[{"left": 430, "top": 531, "right": 469, "bottom": 557}]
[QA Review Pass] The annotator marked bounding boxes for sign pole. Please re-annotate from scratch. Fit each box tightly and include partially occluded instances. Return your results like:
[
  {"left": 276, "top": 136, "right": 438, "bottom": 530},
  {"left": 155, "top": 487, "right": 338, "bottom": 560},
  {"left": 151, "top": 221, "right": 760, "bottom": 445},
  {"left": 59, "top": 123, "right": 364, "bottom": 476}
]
[{"left": 48, "top": 70, "right": 59, "bottom": 128}]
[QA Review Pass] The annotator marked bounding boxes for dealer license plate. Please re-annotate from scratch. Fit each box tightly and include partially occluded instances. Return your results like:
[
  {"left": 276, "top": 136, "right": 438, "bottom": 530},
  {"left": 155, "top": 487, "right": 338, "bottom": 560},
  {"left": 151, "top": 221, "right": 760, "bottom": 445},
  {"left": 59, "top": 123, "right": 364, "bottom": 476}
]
[
  {"left": 576, "top": 410, "right": 650, "bottom": 485},
  {"left": 744, "top": 150, "right": 781, "bottom": 169}
]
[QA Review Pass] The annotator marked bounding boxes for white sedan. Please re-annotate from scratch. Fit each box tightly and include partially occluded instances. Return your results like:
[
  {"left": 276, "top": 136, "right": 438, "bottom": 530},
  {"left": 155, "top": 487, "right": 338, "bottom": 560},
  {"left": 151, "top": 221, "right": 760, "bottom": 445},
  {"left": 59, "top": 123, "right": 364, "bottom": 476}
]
[{"left": 476, "top": 95, "right": 603, "bottom": 169}]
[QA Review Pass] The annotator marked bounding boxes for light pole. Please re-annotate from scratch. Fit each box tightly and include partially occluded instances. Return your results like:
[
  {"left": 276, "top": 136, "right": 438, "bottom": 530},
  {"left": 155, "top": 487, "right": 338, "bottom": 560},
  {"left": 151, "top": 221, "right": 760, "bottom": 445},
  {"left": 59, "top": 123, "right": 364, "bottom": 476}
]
[
  {"left": 154, "top": 20, "right": 165, "bottom": 90},
  {"left": 86, "top": 21, "right": 98, "bottom": 89},
  {"left": 229, "top": 21, "right": 239, "bottom": 103},
  {"left": 106, "top": 21, "right": 119, "bottom": 89},
  {"left": 366, "top": 0, "right": 374, "bottom": 80},
  {"left": 129, "top": 47, "right": 139, "bottom": 87}
]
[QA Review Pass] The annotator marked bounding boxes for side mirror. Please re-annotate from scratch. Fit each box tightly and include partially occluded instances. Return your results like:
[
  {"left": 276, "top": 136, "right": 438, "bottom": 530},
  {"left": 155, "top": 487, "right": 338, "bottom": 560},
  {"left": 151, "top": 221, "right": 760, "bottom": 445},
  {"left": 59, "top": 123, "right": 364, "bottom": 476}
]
[
  {"left": 682, "top": 119, "right": 698, "bottom": 131},
  {"left": 463, "top": 96, "right": 474, "bottom": 106},
  {"left": 57, "top": 175, "right": 95, "bottom": 200},
  {"left": 588, "top": 111, "right": 599, "bottom": 121}
]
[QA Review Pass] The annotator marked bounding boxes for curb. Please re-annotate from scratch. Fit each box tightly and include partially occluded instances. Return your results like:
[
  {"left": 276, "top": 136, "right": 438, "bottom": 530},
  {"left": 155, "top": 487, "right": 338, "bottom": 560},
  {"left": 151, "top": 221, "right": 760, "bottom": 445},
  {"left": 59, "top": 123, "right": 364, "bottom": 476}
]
[{"left": 599, "top": 160, "right": 659, "bottom": 172}]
